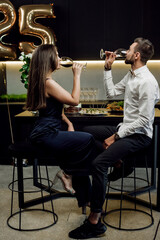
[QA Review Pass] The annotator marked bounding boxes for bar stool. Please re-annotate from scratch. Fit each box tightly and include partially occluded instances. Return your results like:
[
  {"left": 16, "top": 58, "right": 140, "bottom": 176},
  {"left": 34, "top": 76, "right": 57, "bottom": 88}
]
[
  {"left": 7, "top": 141, "right": 58, "bottom": 231},
  {"left": 103, "top": 147, "right": 154, "bottom": 231}
]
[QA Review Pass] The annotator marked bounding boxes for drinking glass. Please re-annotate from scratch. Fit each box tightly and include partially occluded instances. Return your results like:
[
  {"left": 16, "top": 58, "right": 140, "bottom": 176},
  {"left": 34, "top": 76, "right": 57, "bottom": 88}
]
[
  {"left": 88, "top": 88, "right": 94, "bottom": 102},
  {"left": 80, "top": 88, "right": 85, "bottom": 102},
  {"left": 93, "top": 88, "right": 98, "bottom": 102},
  {"left": 100, "top": 48, "right": 127, "bottom": 60},
  {"left": 60, "top": 56, "right": 87, "bottom": 69},
  {"left": 83, "top": 88, "right": 89, "bottom": 102}
]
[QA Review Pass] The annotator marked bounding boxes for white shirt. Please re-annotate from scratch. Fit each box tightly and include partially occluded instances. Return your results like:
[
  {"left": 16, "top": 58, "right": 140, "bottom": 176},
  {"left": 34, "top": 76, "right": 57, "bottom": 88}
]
[{"left": 103, "top": 65, "right": 160, "bottom": 139}]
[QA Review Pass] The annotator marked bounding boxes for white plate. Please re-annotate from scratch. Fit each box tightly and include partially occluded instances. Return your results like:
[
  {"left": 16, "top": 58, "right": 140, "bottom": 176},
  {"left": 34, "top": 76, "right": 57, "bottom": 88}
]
[{"left": 79, "top": 110, "right": 108, "bottom": 115}]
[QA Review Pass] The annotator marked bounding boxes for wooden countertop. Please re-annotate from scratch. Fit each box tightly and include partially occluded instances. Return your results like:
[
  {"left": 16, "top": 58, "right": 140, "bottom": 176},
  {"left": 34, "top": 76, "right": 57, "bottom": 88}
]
[{"left": 16, "top": 108, "right": 160, "bottom": 118}]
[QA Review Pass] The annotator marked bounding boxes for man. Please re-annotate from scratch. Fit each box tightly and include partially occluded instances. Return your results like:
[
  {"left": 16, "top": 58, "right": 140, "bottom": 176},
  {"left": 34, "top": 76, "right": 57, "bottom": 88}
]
[{"left": 69, "top": 37, "right": 160, "bottom": 239}]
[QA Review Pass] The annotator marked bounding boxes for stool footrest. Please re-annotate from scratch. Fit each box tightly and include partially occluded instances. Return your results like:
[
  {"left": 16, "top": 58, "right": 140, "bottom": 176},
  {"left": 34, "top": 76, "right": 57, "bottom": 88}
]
[{"left": 7, "top": 209, "right": 58, "bottom": 231}]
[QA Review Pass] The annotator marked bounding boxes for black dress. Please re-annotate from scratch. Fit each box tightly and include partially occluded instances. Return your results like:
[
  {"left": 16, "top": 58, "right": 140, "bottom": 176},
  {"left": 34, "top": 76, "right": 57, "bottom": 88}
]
[{"left": 30, "top": 97, "right": 98, "bottom": 207}]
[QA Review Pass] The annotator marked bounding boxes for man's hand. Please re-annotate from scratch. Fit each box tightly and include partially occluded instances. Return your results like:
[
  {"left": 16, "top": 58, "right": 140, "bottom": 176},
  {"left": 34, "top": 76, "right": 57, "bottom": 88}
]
[
  {"left": 104, "top": 51, "right": 116, "bottom": 70},
  {"left": 103, "top": 134, "right": 116, "bottom": 149}
]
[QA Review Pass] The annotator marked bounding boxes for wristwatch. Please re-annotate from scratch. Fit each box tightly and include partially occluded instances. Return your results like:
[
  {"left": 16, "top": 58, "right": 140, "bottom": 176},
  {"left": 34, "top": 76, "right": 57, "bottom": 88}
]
[
  {"left": 115, "top": 132, "right": 120, "bottom": 140},
  {"left": 104, "top": 66, "right": 111, "bottom": 71}
]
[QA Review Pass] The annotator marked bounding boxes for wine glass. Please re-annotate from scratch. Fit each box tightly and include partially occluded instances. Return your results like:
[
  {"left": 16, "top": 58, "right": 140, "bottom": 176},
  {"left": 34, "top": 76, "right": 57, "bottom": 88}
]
[
  {"left": 60, "top": 56, "right": 73, "bottom": 67},
  {"left": 83, "top": 88, "right": 89, "bottom": 102},
  {"left": 93, "top": 88, "right": 98, "bottom": 102},
  {"left": 60, "top": 56, "right": 87, "bottom": 69},
  {"left": 80, "top": 88, "right": 85, "bottom": 102},
  {"left": 88, "top": 88, "right": 94, "bottom": 102},
  {"left": 100, "top": 48, "right": 127, "bottom": 60}
]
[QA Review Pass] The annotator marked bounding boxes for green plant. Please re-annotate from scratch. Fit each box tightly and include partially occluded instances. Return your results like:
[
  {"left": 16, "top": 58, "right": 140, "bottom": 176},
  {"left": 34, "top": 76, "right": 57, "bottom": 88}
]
[
  {"left": 0, "top": 94, "right": 27, "bottom": 102},
  {"left": 19, "top": 52, "right": 32, "bottom": 89},
  {"left": 117, "top": 101, "right": 124, "bottom": 107}
]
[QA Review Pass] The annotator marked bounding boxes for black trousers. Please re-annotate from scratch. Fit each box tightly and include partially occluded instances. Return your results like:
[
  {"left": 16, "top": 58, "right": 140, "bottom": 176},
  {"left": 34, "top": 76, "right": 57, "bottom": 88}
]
[{"left": 73, "top": 125, "right": 152, "bottom": 213}]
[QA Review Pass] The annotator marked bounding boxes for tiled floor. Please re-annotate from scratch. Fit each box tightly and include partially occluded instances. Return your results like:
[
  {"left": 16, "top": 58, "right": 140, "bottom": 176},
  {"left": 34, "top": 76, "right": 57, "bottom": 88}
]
[{"left": 0, "top": 165, "right": 160, "bottom": 240}]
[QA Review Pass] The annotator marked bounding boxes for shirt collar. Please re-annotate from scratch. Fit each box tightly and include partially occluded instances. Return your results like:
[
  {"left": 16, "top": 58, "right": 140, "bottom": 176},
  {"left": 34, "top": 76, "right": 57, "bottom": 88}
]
[{"left": 130, "top": 65, "right": 147, "bottom": 77}]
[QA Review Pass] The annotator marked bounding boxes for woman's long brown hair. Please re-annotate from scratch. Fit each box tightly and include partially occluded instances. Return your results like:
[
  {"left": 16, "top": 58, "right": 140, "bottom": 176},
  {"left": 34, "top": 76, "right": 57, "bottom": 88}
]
[{"left": 26, "top": 44, "right": 58, "bottom": 111}]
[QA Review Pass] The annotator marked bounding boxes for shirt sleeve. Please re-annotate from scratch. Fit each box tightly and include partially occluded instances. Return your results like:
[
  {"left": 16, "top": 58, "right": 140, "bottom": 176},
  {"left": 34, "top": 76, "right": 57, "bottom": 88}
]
[
  {"left": 118, "top": 79, "right": 159, "bottom": 138},
  {"left": 103, "top": 70, "right": 128, "bottom": 98}
]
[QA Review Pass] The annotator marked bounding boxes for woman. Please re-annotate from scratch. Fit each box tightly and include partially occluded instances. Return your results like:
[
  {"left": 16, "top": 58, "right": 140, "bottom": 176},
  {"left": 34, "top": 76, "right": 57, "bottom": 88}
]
[{"left": 26, "top": 44, "right": 97, "bottom": 205}]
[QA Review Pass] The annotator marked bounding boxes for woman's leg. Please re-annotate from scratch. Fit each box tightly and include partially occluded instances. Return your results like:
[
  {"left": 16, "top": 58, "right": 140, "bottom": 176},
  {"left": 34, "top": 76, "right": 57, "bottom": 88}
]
[{"left": 37, "top": 130, "right": 98, "bottom": 207}]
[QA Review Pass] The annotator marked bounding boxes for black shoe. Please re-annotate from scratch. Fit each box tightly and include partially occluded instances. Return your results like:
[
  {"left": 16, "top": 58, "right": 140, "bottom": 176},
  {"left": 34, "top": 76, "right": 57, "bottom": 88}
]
[
  {"left": 108, "top": 165, "right": 133, "bottom": 182},
  {"left": 69, "top": 219, "right": 107, "bottom": 239}
]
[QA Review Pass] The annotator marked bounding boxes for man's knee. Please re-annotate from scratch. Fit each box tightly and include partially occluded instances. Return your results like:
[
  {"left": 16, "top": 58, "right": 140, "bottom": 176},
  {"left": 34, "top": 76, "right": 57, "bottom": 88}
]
[
  {"left": 91, "top": 156, "right": 109, "bottom": 175},
  {"left": 82, "top": 126, "right": 95, "bottom": 134}
]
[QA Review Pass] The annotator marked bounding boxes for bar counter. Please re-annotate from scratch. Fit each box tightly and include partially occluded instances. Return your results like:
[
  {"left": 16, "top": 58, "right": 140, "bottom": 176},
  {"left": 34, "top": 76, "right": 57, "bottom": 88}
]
[{"left": 15, "top": 108, "right": 160, "bottom": 133}]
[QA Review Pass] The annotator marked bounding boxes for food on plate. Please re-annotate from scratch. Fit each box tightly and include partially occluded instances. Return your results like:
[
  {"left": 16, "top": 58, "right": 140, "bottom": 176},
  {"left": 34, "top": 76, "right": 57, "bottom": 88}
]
[
  {"left": 107, "top": 101, "right": 124, "bottom": 111},
  {"left": 64, "top": 104, "right": 81, "bottom": 113},
  {"left": 80, "top": 108, "right": 107, "bottom": 115}
]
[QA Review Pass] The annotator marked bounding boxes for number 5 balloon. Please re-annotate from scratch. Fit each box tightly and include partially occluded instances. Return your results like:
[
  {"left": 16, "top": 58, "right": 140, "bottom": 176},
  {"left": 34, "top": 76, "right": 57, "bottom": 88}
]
[
  {"left": 0, "top": 0, "right": 17, "bottom": 60},
  {"left": 19, "top": 4, "right": 56, "bottom": 53}
]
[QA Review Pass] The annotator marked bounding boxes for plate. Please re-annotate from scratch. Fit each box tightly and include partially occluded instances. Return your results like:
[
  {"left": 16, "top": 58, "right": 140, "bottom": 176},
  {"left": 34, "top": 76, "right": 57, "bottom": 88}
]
[
  {"left": 65, "top": 111, "right": 80, "bottom": 114},
  {"left": 79, "top": 109, "right": 108, "bottom": 116},
  {"left": 81, "top": 113, "right": 107, "bottom": 116}
]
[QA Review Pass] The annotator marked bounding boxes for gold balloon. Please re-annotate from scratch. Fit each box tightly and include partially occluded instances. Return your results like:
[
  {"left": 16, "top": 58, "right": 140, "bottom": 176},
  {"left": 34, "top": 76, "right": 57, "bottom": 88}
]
[
  {"left": 0, "top": 0, "right": 17, "bottom": 60},
  {"left": 19, "top": 4, "right": 56, "bottom": 54}
]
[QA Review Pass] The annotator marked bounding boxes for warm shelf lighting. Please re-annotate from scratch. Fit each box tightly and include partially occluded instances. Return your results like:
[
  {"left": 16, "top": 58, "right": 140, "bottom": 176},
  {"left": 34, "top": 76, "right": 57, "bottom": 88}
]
[{"left": 1, "top": 60, "right": 160, "bottom": 65}]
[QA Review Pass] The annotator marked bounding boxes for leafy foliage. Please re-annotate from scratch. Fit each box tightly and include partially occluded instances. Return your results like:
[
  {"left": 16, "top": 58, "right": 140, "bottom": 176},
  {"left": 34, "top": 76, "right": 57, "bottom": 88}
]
[
  {"left": 107, "top": 101, "right": 124, "bottom": 111},
  {"left": 19, "top": 52, "right": 32, "bottom": 89},
  {"left": 0, "top": 94, "right": 27, "bottom": 102}
]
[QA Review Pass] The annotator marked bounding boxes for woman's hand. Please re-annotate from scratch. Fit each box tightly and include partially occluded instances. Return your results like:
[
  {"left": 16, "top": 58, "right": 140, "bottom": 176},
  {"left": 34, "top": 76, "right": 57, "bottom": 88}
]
[
  {"left": 62, "top": 113, "right": 75, "bottom": 131},
  {"left": 72, "top": 62, "right": 83, "bottom": 77},
  {"left": 68, "top": 123, "right": 75, "bottom": 132},
  {"left": 103, "top": 134, "right": 116, "bottom": 149}
]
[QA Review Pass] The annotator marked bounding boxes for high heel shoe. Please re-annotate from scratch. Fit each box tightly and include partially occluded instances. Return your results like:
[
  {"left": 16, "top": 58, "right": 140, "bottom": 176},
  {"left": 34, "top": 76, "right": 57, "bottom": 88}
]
[{"left": 52, "top": 170, "right": 76, "bottom": 195}]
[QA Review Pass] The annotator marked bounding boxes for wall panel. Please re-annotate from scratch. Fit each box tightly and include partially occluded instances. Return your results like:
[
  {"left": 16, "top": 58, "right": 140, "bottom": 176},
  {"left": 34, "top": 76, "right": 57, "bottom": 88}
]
[{"left": 1, "top": 0, "right": 160, "bottom": 59}]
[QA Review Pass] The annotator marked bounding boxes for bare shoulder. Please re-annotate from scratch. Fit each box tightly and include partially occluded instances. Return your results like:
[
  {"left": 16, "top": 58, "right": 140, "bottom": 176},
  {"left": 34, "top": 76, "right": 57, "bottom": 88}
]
[
  {"left": 46, "top": 78, "right": 55, "bottom": 86},
  {"left": 45, "top": 78, "right": 62, "bottom": 98},
  {"left": 46, "top": 78, "right": 58, "bottom": 89}
]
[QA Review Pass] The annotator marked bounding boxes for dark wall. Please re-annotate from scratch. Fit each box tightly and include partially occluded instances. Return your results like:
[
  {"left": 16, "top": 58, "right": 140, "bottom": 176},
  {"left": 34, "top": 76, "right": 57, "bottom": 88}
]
[{"left": 1, "top": 0, "right": 160, "bottom": 59}]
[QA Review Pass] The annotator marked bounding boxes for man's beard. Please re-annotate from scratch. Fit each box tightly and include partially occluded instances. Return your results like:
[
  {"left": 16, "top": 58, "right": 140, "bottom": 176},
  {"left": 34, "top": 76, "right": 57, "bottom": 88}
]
[
  {"left": 125, "top": 55, "right": 134, "bottom": 65},
  {"left": 125, "top": 58, "right": 134, "bottom": 64}
]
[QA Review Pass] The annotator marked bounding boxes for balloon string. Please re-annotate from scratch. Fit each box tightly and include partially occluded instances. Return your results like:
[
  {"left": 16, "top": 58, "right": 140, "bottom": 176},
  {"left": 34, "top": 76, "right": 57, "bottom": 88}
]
[{"left": 2, "top": 63, "right": 14, "bottom": 144}]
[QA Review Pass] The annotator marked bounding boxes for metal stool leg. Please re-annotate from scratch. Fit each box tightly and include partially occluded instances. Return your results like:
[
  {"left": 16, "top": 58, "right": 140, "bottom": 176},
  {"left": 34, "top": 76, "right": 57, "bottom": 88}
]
[
  {"left": 38, "top": 165, "right": 45, "bottom": 210},
  {"left": 119, "top": 162, "right": 124, "bottom": 229},
  {"left": 10, "top": 158, "right": 16, "bottom": 215},
  {"left": 145, "top": 155, "right": 153, "bottom": 218},
  {"left": 45, "top": 165, "right": 56, "bottom": 221},
  {"left": 153, "top": 219, "right": 160, "bottom": 240}
]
